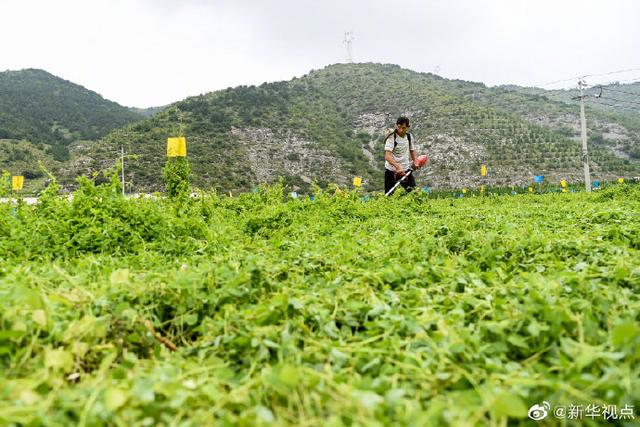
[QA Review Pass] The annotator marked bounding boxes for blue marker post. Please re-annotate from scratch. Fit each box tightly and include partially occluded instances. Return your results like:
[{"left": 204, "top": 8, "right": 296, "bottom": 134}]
[{"left": 534, "top": 175, "right": 544, "bottom": 193}]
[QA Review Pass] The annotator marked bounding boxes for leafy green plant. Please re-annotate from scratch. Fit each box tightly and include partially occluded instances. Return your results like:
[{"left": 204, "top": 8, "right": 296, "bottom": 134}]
[
  {"left": 0, "top": 170, "right": 10, "bottom": 197},
  {"left": 0, "top": 179, "right": 638, "bottom": 426},
  {"left": 163, "top": 157, "right": 191, "bottom": 199}
]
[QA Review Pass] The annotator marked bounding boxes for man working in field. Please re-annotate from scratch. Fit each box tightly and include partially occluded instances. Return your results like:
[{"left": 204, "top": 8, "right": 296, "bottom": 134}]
[{"left": 384, "top": 116, "right": 423, "bottom": 194}]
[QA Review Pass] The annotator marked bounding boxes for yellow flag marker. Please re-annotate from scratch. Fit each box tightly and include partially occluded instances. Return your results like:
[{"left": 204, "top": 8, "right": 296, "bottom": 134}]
[
  {"left": 167, "top": 137, "right": 187, "bottom": 157},
  {"left": 529, "top": 187, "right": 533, "bottom": 193},
  {"left": 353, "top": 176, "right": 362, "bottom": 187},
  {"left": 480, "top": 185, "right": 485, "bottom": 193},
  {"left": 618, "top": 177, "right": 624, "bottom": 184},
  {"left": 12, "top": 176, "right": 24, "bottom": 191},
  {"left": 480, "top": 165, "right": 487, "bottom": 177},
  {"left": 560, "top": 180, "right": 567, "bottom": 188},
  {"left": 462, "top": 188, "right": 467, "bottom": 194}
]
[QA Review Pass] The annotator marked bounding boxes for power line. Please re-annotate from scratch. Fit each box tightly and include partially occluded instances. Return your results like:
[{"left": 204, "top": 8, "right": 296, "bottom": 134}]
[
  {"left": 582, "top": 76, "right": 640, "bottom": 89},
  {"left": 541, "top": 93, "right": 577, "bottom": 103},
  {"left": 605, "top": 98, "right": 640, "bottom": 107},
  {"left": 589, "top": 99, "right": 633, "bottom": 109},
  {"left": 598, "top": 86, "right": 640, "bottom": 98},
  {"left": 589, "top": 100, "right": 620, "bottom": 108},
  {"left": 594, "top": 77, "right": 640, "bottom": 86},
  {"left": 611, "top": 76, "right": 640, "bottom": 84},
  {"left": 487, "top": 85, "right": 640, "bottom": 110},
  {"left": 595, "top": 95, "right": 640, "bottom": 107},
  {"left": 584, "top": 67, "right": 640, "bottom": 79},
  {"left": 537, "top": 76, "right": 582, "bottom": 88},
  {"left": 536, "top": 68, "right": 640, "bottom": 88}
]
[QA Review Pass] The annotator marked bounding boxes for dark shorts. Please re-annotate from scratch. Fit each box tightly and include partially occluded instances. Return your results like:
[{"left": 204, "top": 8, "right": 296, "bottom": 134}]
[{"left": 385, "top": 168, "right": 416, "bottom": 194}]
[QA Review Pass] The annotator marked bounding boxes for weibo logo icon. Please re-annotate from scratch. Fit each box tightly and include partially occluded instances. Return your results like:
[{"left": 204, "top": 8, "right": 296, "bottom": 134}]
[{"left": 528, "top": 401, "right": 551, "bottom": 420}]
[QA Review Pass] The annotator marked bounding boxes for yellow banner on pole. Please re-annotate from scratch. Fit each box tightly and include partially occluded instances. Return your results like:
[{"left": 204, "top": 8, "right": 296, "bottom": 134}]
[
  {"left": 529, "top": 187, "right": 533, "bottom": 193},
  {"left": 618, "top": 177, "right": 624, "bottom": 184},
  {"left": 12, "top": 176, "right": 24, "bottom": 191},
  {"left": 353, "top": 176, "right": 362, "bottom": 187},
  {"left": 560, "top": 180, "right": 567, "bottom": 188},
  {"left": 167, "top": 137, "right": 187, "bottom": 157},
  {"left": 480, "top": 165, "right": 487, "bottom": 176},
  {"left": 462, "top": 188, "right": 467, "bottom": 194}
]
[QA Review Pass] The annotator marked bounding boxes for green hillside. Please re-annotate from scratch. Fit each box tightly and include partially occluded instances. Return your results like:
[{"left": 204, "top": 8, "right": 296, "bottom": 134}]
[
  {"left": 504, "top": 82, "right": 640, "bottom": 120},
  {"left": 77, "top": 63, "right": 639, "bottom": 193},
  {"left": 0, "top": 139, "right": 61, "bottom": 192},
  {"left": 1, "top": 64, "right": 638, "bottom": 194},
  {"left": 0, "top": 69, "right": 142, "bottom": 161},
  {"left": 495, "top": 82, "right": 640, "bottom": 165}
]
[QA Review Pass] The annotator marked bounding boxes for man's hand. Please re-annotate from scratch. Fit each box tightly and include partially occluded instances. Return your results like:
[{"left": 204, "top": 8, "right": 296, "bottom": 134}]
[
  {"left": 395, "top": 167, "right": 406, "bottom": 178},
  {"left": 412, "top": 160, "right": 421, "bottom": 170}
]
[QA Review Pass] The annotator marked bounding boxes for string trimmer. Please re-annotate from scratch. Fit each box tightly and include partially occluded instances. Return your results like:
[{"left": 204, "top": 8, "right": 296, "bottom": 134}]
[{"left": 385, "top": 154, "right": 429, "bottom": 197}]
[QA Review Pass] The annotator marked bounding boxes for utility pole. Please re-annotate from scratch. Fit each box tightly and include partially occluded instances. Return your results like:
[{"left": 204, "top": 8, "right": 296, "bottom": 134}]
[
  {"left": 121, "top": 145, "right": 125, "bottom": 196},
  {"left": 578, "top": 78, "right": 592, "bottom": 192},
  {"left": 343, "top": 31, "right": 354, "bottom": 63}
]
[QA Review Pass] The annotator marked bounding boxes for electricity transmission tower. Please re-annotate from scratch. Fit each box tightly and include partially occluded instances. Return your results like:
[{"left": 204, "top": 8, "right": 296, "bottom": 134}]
[{"left": 343, "top": 31, "right": 354, "bottom": 63}]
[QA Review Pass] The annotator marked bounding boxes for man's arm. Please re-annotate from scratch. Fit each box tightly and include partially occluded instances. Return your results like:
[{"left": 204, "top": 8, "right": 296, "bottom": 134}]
[
  {"left": 410, "top": 149, "right": 417, "bottom": 164},
  {"left": 411, "top": 149, "right": 424, "bottom": 169},
  {"left": 385, "top": 150, "right": 406, "bottom": 176}
]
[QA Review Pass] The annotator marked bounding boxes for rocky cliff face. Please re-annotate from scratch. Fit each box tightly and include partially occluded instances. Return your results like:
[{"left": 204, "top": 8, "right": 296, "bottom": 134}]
[{"left": 231, "top": 127, "right": 345, "bottom": 186}]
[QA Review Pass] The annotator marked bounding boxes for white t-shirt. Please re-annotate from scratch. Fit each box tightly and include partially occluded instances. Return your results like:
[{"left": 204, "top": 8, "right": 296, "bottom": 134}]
[{"left": 384, "top": 133, "right": 416, "bottom": 172}]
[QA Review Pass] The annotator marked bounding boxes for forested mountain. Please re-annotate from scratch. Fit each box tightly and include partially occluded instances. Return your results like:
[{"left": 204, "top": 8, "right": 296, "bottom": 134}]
[
  {"left": 0, "top": 69, "right": 142, "bottom": 161},
  {"left": 1, "top": 64, "right": 639, "bottom": 193},
  {"left": 75, "top": 63, "right": 639, "bottom": 193}
]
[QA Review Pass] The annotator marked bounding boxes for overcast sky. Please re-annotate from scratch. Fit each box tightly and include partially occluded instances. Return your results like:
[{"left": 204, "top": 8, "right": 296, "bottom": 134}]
[{"left": 2, "top": 0, "right": 639, "bottom": 107}]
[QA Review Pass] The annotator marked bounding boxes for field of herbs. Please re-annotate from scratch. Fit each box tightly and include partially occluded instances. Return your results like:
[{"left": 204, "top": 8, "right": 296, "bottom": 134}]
[{"left": 1, "top": 176, "right": 639, "bottom": 426}]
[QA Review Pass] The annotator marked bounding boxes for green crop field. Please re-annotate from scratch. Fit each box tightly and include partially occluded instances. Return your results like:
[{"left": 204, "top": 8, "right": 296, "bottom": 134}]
[{"left": 1, "top": 177, "right": 639, "bottom": 426}]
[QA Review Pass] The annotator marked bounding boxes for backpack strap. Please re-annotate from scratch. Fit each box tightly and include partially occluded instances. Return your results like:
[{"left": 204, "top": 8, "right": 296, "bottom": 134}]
[
  {"left": 384, "top": 131, "right": 395, "bottom": 148},
  {"left": 393, "top": 132, "right": 413, "bottom": 150}
]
